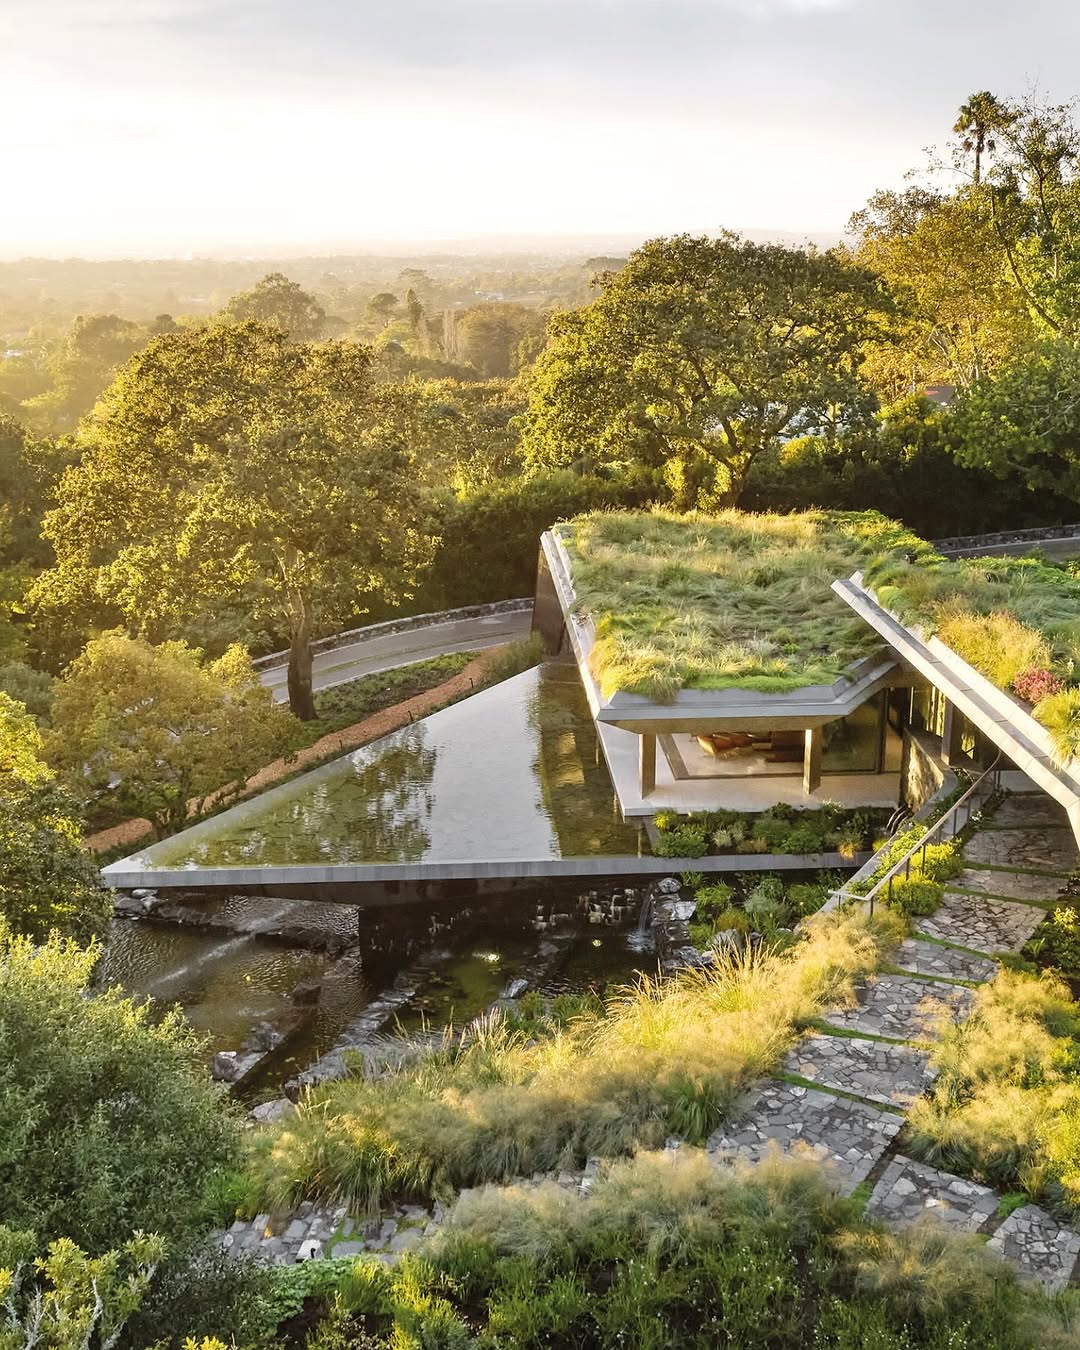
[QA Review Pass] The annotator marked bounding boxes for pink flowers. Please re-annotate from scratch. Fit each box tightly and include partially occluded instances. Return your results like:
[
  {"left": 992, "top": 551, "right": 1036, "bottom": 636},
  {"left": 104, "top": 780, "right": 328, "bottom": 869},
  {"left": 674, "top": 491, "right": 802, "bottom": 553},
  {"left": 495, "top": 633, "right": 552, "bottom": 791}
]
[{"left": 1012, "top": 667, "right": 1066, "bottom": 705}]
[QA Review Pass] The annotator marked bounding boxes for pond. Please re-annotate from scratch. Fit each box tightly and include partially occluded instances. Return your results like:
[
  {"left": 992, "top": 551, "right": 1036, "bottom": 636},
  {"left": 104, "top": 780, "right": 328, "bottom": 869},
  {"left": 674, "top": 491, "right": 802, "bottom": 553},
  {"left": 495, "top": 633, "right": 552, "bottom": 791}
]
[
  {"left": 114, "top": 662, "right": 646, "bottom": 871},
  {"left": 98, "top": 880, "right": 661, "bottom": 1104}
]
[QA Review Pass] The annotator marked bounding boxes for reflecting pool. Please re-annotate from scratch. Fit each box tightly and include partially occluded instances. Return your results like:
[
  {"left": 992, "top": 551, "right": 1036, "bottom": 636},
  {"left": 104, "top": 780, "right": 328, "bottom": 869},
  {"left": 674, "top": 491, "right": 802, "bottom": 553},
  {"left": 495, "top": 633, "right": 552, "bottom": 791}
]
[{"left": 119, "top": 662, "right": 646, "bottom": 870}]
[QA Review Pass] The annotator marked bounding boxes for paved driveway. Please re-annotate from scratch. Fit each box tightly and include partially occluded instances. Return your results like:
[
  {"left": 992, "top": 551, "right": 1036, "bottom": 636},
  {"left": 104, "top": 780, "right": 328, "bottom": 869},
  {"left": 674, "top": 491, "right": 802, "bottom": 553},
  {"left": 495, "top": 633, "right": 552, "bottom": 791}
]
[{"left": 259, "top": 609, "right": 534, "bottom": 703}]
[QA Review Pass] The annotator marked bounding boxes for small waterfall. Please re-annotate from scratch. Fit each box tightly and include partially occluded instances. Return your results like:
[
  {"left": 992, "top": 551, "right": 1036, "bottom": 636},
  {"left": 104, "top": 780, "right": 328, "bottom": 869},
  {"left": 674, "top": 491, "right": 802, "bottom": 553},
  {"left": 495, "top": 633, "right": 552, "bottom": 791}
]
[
  {"left": 636, "top": 892, "right": 654, "bottom": 935},
  {"left": 239, "top": 900, "right": 297, "bottom": 934}
]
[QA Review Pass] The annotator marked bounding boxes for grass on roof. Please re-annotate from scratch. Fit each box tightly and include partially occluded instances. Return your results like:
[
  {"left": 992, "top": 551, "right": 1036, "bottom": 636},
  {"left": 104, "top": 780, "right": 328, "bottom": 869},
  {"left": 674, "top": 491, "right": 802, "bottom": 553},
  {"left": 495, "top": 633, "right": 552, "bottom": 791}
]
[
  {"left": 560, "top": 508, "right": 933, "bottom": 702},
  {"left": 866, "top": 551, "right": 1080, "bottom": 676}
]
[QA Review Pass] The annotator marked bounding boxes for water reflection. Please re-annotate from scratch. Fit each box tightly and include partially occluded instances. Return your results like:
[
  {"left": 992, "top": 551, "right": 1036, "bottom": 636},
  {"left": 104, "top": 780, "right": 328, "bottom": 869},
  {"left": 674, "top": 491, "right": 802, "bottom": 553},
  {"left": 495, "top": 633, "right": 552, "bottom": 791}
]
[{"left": 122, "top": 664, "right": 644, "bottom": 870}]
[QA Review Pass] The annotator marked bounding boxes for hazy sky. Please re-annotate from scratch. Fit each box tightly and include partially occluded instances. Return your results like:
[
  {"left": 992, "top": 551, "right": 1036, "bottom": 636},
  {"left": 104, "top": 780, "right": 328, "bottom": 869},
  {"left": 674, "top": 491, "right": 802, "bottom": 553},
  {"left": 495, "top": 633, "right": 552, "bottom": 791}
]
[{"left": 2, "top": 0, "right": 1076, "bottom": 258}]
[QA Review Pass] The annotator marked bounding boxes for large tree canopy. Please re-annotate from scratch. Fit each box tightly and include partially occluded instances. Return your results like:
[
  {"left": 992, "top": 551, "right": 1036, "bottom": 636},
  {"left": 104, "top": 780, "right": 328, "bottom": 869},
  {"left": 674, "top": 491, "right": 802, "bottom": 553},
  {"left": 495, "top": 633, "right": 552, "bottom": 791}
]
[
  {"left": 948, "top": 342, "right": 1080, "bottom": 505},
  {"left": 219, "top": 271, "right": 326, "bottom": 341},
  {"left": 32, "top": 322, "right": 434, "bottom": 719},
  {"left": 46, "top": 634, "right": 296, "bottom": 837},
  {"left": 0, "top": 692, "right": 112, "bottom": 943},
  {"left": 850, "top": 186, "right": 1034, "bottom": 397},
  {"left": 522, "top": 233, "right": 895, "bottom": 505}
]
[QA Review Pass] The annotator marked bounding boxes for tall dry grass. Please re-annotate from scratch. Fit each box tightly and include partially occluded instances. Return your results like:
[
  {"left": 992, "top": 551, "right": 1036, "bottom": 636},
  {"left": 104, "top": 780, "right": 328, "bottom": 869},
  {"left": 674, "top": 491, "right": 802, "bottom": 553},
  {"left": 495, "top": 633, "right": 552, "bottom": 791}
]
[{"left": 248, "top": 910, "right": 897, "bottom": 1215}]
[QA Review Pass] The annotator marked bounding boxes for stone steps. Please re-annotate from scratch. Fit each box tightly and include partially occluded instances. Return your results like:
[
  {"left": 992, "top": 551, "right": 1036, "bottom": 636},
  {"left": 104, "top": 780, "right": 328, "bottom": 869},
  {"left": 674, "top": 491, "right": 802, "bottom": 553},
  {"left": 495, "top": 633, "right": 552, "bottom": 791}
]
[
  {"left": 782, "top": 1033, "right": 936, "bottom": 1109},
  {"left": 891, "top": 938, "right": 998, "bottom": 984},
  {"left": 706, "top": 1079, "right": 903, "bottom": 1193},
  {"left": 988, "top": 1203, "right": 1080, "bottom": 1296},
  {"left": 950, "top": 867, "right": 1060, "bottom": 904},
  {"left": 822, "top": 972, "right": 973, "bottom": 1041},
  {"left": 961, "top": 826, "right": 1079, "bottom": 876},
  {"left": 917, "top": 890, "right": 1046, "bottom": 955},
  {"left": 866, "top": 1155, "right": 998, "bottom": 1232}
]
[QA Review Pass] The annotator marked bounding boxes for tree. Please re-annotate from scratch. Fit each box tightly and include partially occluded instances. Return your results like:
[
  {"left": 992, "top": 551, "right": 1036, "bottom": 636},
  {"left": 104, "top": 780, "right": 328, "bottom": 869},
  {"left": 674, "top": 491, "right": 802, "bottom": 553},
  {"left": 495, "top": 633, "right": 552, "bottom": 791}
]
[
  {"left": 219, "top": 271, "right": 326, "bottom": 341},
  {"left": 953, "top": 90, "right": 1014, "bottom": 185},
  {"left": 46, "top": 634, "right": 296, "bottom": 836},
  {"left": 947, "top": 342, "right": 1080, "bottom": 505},
  {"left": 32, "top": 322, "right": 434, "bottom": 720},
  {"left": 0, "top": 692, "right": 111, "bottom": 943},
  {"left": 457, "top": 302, "right": 545, "bottom": 377},
  {"left": 21, "top": 315, "right": 150, "bottom": 434},
  {"left": 522, "top": 233, "right": 895, "bottom": 505},
  {"left": 0, "top": 922, "right": 239, "bottom": 1253},
  {"left": 963, "top": 92, "right": 1080, "bottom": 335},
  {"left": 849, "top": 186, "right": 1034, "bottom": 395},
  {"left": 365, "top": 291, "right": 399, "bottom": 329}
]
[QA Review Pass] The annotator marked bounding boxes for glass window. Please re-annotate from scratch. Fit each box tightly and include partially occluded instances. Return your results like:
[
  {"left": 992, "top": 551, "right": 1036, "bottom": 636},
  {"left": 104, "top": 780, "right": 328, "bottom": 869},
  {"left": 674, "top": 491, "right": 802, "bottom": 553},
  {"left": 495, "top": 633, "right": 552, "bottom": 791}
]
[{"left": 821, "top": 693, "right": 884, "bottom": 774}]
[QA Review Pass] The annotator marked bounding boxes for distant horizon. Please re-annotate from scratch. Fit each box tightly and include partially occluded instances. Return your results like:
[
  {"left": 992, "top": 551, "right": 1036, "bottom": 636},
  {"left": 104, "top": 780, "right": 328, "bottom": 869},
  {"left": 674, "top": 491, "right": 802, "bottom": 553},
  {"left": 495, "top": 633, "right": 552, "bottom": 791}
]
[
  {"left": 0, "top": 226, "right": 846, "bottom": 265},
  {"left": 4, "top": 0, "right": 1074, "bottom": 258}
]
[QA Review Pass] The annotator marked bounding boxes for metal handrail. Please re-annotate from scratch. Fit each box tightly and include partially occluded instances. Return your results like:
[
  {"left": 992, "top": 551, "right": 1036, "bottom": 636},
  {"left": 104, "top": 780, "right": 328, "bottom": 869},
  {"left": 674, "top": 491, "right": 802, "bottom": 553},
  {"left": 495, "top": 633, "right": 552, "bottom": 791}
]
[{"left": 835, "top": 750, "right": 1004, "bottom": 917}]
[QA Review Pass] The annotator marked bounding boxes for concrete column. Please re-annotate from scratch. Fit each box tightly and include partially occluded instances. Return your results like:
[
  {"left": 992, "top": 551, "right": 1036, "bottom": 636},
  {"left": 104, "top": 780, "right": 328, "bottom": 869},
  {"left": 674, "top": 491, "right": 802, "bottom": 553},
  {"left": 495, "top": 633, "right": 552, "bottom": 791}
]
[
  {"left": 803, "top": 727, "right": 822, "bottom": 795},
  {"left": 942, "top": 700, "right": 965, "bottom": 767},
  {"left": 639, "top": 733, "right": 657, "bottom": 799}
]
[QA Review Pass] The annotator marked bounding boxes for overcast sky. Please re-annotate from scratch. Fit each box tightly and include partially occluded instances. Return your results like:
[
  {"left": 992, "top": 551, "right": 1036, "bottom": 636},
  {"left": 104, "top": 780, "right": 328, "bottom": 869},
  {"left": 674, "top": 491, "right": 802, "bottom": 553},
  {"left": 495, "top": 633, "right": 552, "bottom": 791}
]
[{"left": 1, "top": 0, "right": 1076, "bottom": 258}]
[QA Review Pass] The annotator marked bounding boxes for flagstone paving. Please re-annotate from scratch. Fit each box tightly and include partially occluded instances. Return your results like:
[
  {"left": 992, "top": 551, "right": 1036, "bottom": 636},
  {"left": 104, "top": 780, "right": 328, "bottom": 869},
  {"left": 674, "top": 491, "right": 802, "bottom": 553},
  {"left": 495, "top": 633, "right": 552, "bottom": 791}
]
[
  {"left": 866, "top": 1156, "right": 999, "bottom": 1232},
  {"left": 990, "top": 794, "right": 1070, "bottom": 830},
  {"left": 823, "top": 972, "right": 973, "bottom": 1041},
  {"left": 950, "top": 866, "right": 1060, "bottom": 903},
  {"left": 706, "top": 1080, "right": 903, "bottom": 1192},
  {"left": 916, "top": 891, "right": 1046, "bottom": 954},
  {"left": 891, "top": 937, "right": 998, "bottom": 984},
  {"left": 962, "top": 827, "right": 1079, "bottom": 874},
  {"left": 987, "top": 1204, "right": 1080, "bottom": 1295},
  {"left": 782, "top": 1033, "right": 936, "bottom": 1108}
]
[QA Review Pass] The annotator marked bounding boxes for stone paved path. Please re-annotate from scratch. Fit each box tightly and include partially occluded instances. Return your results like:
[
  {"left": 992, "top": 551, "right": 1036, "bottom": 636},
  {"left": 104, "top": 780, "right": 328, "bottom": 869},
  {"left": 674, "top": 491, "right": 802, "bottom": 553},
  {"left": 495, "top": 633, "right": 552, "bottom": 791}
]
[
  {"left": 867, "top": 1156, "right": 998, "bottom": 1232},
  {"left": 988, "top": 1204, "right": 1080, "bottom": 1295},
  {"left": 950, "top": 867, "right": 1059, "bottom": 903},
  {"left": 917, "top": 891, "right": 1046, "bottom": 954},
  {"left": 824, "top": 973, "right": 973, "bottom": 1041},
  {"left": 782, "top": 1033, "right": 936, "bottom": 1108},
  {"left": 891, "top": 938, "right": 999, "bottom": 983},
  {"left": 962, "top": 827, "right": 1078, "bottom": 875},
  {"left": 706, "top": 1080, "right": 903, "bottom": 1192},
  {"left": 990, "top": 794, "right": 1070, "bottom": 830}
]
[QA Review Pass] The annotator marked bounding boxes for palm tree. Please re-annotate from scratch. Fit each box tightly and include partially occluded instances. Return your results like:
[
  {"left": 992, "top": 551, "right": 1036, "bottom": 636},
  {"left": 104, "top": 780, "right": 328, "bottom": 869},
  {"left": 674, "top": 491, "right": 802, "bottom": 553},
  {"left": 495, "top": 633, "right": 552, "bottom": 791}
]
[{"left": 953, "top": 91, "right": 1012, "bottom": 185}]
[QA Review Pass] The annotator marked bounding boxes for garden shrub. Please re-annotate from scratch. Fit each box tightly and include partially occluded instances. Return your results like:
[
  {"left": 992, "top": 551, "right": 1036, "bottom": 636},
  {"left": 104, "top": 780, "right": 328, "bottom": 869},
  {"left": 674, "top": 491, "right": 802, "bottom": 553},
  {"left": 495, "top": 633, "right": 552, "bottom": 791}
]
[
  {"left": 936, "top": 608, "right": 1051, "bottom": 692},
  {"left": 1036, "top": 688, "right": 1080, "bottom": 768},
  {"left": 916, "top": 840, "right": 964, "bottom": 882},
  {"left": 886, "top": 875, "right": 944, "bottom": 916},
  {"left": 0, "top": 922, "right": 240, "bottom": 1254},
  {"left": 787, "top": 882, "right": 833, "bottom": 918},
  {"left": 652, "top": 810, "right": 679, "bottom": 832},
  {"left": 752, "top": 815, "right": 792, "bottom": 850},
  {"left": 777, "top": 823, "right": 826, "bottom": 854},
  {"left": 692, "top": 881, "right": 734, "bottom": 920},
  {"left": 654, "top": 824, "right": 708, "bottom": 858},
  {"left": 267, "top": 1150, "right": 1069, "bottom": 1349},
  {"left": 1013, "top": 667, "right": 1065, "bottom": 704},
  {"left": 1030, "top": 906, "right": 1080, "bottom": 974}
]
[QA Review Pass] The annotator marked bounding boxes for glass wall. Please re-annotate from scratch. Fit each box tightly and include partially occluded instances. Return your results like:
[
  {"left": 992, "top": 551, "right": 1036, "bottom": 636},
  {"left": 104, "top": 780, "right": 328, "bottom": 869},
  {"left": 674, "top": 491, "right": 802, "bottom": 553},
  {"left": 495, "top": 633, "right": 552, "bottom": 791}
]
[{"left": 820, "top": 692, "right": 886, "bottom": 774}]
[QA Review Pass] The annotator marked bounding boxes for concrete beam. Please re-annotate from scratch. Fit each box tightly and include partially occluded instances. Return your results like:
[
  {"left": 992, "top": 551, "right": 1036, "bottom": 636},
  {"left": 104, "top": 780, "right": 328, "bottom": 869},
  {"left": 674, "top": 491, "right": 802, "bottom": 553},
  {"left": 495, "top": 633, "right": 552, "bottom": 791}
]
[
  {"left": 639, "top": 732, "right": 657, "bottom": 798},
  {"left": 942, "top": 700, "right": 965, "bottom": 768}
]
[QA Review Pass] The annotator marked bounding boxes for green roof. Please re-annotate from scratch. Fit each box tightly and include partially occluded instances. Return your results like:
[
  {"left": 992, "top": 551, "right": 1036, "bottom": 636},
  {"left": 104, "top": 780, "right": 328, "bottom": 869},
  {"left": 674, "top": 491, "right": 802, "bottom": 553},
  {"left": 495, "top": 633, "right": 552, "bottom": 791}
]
[{"left": 559, "top": 508, "right": 935, "bottom": 702}]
